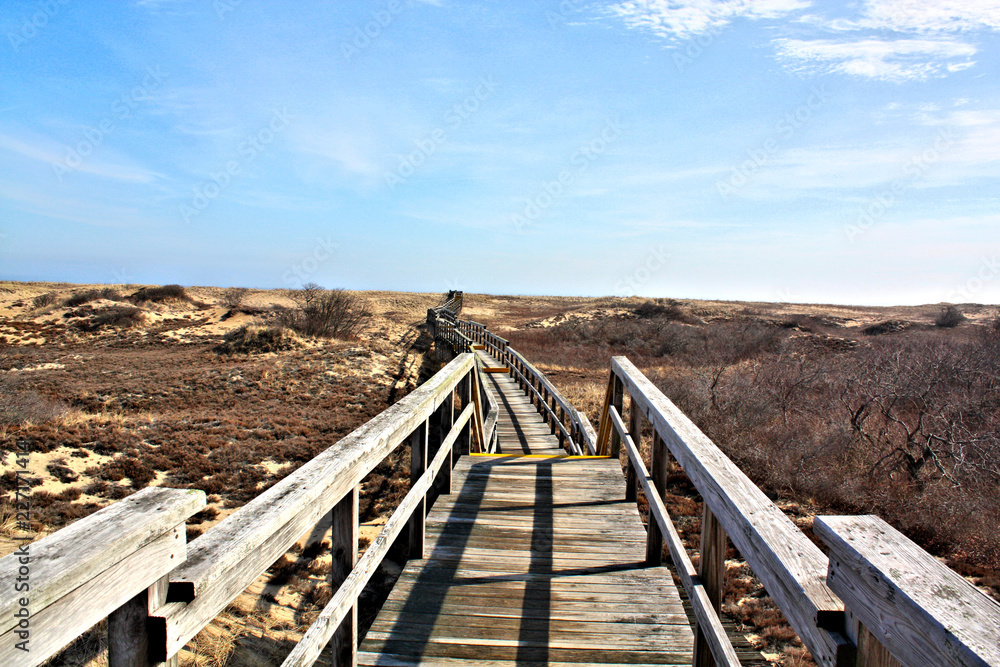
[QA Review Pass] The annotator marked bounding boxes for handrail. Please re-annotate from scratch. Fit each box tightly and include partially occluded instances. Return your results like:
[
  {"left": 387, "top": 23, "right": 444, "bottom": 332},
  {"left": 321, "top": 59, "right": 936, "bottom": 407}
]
[
  {"left": 0, "top": 487, "right": 204, "bottom": 666},
  {"left": 282, "top": 402, "right": 476, "bottom": 667},
  {"left": 597, "top": 356, "right": 851, "bottom": 666},
  {"left": 597, "top": 355, "right": 1000, "bottom": 667},
  {"left": 607, "top": 404, "right": 741, "bottom": 667},
  {"left": 4, "top": 353, "right": 486, "bottom": 666}
]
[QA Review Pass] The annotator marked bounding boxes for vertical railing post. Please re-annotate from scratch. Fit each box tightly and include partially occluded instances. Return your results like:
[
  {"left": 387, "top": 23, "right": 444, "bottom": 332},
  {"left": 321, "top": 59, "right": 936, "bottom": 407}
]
[
  {"left": 408, "top": 420, "right": 428, "bottom": 559},
  {"left": 694, "top": 506, "right": 727, "bottom": 667},
  {"left": 610, "top": 376, "right": 624, "bottom": 459},
  {"left": 458, "top": 373, "right": 472, "bottom": 456},
  {"left": 625, "top": 396, "right": 641, "bottom": 504},
  {"left": 331, "top": 486, "right": 359, "bottom": 667},
  {"left": 438, "top": 390, "right": 455, "bottom": 495},
  {"left": 645, "top": 431, "right": 667, "bottom": 565},
  {"left": 109, "top": 572, "right": 178, "bottom": 667}
]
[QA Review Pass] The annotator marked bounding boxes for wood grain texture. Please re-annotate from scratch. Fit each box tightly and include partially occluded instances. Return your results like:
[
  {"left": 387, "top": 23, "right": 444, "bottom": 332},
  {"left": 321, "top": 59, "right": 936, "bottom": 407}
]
[
  {"left": 279, "top": 402, "right": 474, "bottom": 667},
  {"left": 156, "top": 355, "right": 476, "bottom": 659},
  {"left": 613, "top": 406, "right": 742, "bottom": 667},
  {"left": 359, "top": 454, "right": 694, "bottom": 665},
  {"left": 816, "top": 515, "right": 1000, "bottom": 667},
  {"left": 0, "top": 526, "right": 187, "bottom": 667},
  {"left": 609, "top": 356, "right": 852, "bottom": 667},
  {"left": 0, "top": 487, "right": 203, "bottom": 636}
]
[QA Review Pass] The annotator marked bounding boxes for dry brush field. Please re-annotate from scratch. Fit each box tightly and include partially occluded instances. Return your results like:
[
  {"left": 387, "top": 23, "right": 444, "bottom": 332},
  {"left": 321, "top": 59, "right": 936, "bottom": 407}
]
[{"left": 1, "top": 282, "right": 998, "bottom": 666}]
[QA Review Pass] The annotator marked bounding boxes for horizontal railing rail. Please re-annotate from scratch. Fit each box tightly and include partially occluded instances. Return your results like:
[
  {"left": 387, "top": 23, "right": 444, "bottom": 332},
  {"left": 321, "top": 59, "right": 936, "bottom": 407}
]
[
  {"left": 0, "top": 487, "right": 205, "bottom": 667},
  {"left": 597, "top": 355, "right": 1000, "bottom": 667},
  {"left": 1, "top": 353, "right": 486, "bottom": 666}
]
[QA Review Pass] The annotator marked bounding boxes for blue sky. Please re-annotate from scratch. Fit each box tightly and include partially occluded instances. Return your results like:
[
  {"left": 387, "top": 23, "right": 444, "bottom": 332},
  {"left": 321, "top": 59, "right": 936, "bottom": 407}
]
[{"left": 1, "top": 0, "right": 998, "bottom": 305}]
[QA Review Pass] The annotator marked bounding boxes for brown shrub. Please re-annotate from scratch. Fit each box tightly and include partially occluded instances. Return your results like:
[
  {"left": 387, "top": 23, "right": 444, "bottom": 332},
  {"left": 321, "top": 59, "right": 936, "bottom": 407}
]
[
  {"left": 0, "top": 377, "right": 66, "bottom": 425},
  {"left": 214, "top": 325, "right": 301, "bottom": 355},
  {"left": 130, "top": 284, "right": 190, "bottom": 303}
]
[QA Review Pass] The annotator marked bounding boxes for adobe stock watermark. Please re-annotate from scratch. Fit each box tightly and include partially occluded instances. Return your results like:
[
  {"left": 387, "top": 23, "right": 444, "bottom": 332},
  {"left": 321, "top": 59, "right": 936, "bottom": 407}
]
[
  {"left": 51, "top": 66, "right": 167, "bottom": 182},
  {"left": 717, "top": 85, "right": 830, "bottom": 199},
  {"left": 948, "top": 256, "right": 1000, "bottom": 303},
  {"left": 512, "top": 117, "right": 625, "bottom": 232},
  {"left": 844, "top": 127, "right": 956, "bottom": 243},
  {"left": 283, "top": 236, "right": 338, "bottom": 287},
  {"left": 545, "top": 0, "right": 585, "bottom": 28},
  {"left": 12, "top": 439, "right": 34, "bottom": 654},
  {"left": 214, "top": 0, "right": 246, "bottom": 20},
  {"left": 341, "top": 0, "right": 405, "bottom": 61},
  {"left": 7, "top": 0, "right": 70, "bottom": 53},
  {"left": 384, "top": 76, "right": 498, "bottom": 190},
  {"left": 179, "top": 108, "right": 291, "bottom": 223},
  {"left": 615, "top": 244, "right": 670, "bottom": 295}
]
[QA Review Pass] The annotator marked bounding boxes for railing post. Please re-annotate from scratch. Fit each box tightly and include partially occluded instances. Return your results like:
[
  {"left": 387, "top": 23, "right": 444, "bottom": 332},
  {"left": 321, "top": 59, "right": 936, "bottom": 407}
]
[
  {"left": 645, "top": 430, "right": 667, "bottom": 565},
  {"left": 610, "top": 376, "right": 624, "bottom": 459},
  {"left": 408, "top": 420, "right": 428, "bottom": 559},
  {"left": 694, "top": 506, "right": 727, "bottom": 667},
  {"left": 438, "top": 390, "right": 455, "bottom": 495},
  {"left": 625, "top": 396, "right": 641, "bottom": 503},
  {"left": 458, "top": 373, "right": 472, "bottom": 456},
  {"left": 109, "top": 574, "right": 177, "bottom": 667},
  {"left": 331, "top": 486, "right": 359, "bottom": 667}
]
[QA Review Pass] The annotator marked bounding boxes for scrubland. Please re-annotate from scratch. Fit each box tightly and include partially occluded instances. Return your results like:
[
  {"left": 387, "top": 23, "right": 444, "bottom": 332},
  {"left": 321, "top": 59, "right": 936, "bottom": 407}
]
[{"left": 1, "top": 282, "right": 997, "bottom": 666}]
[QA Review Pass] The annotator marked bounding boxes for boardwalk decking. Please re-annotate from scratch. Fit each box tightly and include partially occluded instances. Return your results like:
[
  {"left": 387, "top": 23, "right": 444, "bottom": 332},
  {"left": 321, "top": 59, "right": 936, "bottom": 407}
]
[{"left": 358, "top": 352, "right": 695, "bottom": 665}]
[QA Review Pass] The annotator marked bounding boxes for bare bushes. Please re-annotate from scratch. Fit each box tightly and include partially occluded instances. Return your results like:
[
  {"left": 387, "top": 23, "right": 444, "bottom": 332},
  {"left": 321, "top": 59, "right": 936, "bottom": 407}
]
[
  {"left": 130, "top": 284, "right": 190, "bottom": 304},
  {"left": 935, "top": 305, "right": 966, "bottom": 328},
  {"left": 0, "top": 376, "right": 66, "bottom": 425},
  {"left": 73, "top": 305, "right": 144, "bottom": 331},
  {"left": 215, "top": 325, "right": 302, "bottom": 355},
  {"left": 281, "top": 285, "right": 371, "bottom": 339},
  {"left": 222, "top": 287, "right": 250, "bottom": 309}
]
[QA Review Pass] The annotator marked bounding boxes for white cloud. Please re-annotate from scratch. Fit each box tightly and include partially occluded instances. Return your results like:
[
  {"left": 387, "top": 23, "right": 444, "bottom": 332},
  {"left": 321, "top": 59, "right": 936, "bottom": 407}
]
[
  {"left": 774, "top": 38, "right": 976, "bottom": 82},
  {"left": 605, "top": 0, "right": 809, "bottom": 42},
  {"left": 0, "top": 131, "right": 163, "bottom": 183},
  {"left": 852, "top": 0, "right": 1000, "bottom": 33}
]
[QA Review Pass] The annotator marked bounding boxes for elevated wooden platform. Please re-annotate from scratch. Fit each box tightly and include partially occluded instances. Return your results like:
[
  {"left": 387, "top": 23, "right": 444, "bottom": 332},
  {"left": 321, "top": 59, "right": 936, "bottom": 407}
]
[
  {"left": 358, "top": 351, "right": 694, "bottom": 665},
  {"left": 360, "top": 455, "right": 693, "bottom": 665},
  {"left": 476, "top": 349, "right": 565, "bottom": 456}
]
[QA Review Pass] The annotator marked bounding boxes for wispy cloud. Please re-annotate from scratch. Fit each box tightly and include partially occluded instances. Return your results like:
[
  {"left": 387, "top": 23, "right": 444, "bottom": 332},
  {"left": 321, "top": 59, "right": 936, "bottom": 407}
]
[
  {"left": 605, "top": 0, "right": 809, "bottom": 42},
  {"left": 775, "top": 38, "right": 977, "bottom": 82},
  {"left": 0, "top": 131, "right": 163, "bottom": 183},
  {"left": 843, "top": 0, "right": 1000, "bottom": 33}
]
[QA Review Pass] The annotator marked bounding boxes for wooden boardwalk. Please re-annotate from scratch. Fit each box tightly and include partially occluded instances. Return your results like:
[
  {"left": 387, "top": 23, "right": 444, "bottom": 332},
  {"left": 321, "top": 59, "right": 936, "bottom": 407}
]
[{"left": 358, "top": 352, "right": 694, "bottom": 665}]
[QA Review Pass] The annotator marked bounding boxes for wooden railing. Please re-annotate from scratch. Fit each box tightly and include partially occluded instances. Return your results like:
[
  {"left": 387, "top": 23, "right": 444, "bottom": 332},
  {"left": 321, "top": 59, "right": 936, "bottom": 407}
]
[
  {"left": 1, "top": 353, "right": 487, "bottom": 667},
  {"left": 454, "top": 318, "right": 597, "bottom": 456},
  {"left": 596, "top": 355, "right": 1000, "bottom": 667}
]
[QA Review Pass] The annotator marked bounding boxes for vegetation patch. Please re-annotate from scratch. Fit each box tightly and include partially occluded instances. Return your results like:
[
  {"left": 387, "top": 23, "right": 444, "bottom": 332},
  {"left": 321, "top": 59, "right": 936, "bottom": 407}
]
[
  {"left": 73, "top": 305, "right": 144, "bottom": 331},
  {"left": 130, "top": 284, "right": 191, "bottom": 304},
  {"left": 215, "top": 324, "right": 302, "bottom": 354}
]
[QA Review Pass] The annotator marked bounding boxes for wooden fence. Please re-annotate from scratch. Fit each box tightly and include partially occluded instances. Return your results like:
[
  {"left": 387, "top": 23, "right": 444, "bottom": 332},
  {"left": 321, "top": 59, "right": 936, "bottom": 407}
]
[
  {"left": 595, "top": 355, "right": 1000, "bottom": 667},
  {"left": 436, "top": 315, "right": 598, "bottom": 456},
  {"left": 0, "top": 352, "right": 487, "bottom": 667}
]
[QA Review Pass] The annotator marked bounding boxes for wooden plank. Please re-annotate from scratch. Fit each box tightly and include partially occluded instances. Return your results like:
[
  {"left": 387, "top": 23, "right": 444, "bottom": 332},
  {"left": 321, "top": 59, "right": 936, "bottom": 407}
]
[
  {"left": 409, "top": 420, "right": 428, "bottom": 559},
  {"left": 695, "top": 506, "right": 727, "bottom": 667},
  {"left": 646, "top": 431, "right": 666, "bottom": 566},
  {"left": 610, "top": 356, "right": 852, "bottom": 667},
  {"left": 612, "top": 407, "right": 741, "bottom": 667},
  {"left": 0, "top": 487, "right": 203, "bottom": 636},
  {"left": 0, "top": 526, "right": 187, "bottom": 667},
  {"left": 156, "top": 355, "right": 476, "bottom": 659},
  {"left": 331, "top": 486, "right": 359, "bottom": 666},
  {"left": 815, "top": 515, "right": 1000, "bottom": 667},
  {"left": 279, "top": 402, "right": 475, "bottom": 667}
]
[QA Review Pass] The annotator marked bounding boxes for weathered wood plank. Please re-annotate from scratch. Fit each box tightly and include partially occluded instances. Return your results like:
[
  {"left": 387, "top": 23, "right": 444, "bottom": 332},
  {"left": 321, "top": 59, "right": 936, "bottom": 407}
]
[
  {"left": 816, "top": 515, "right": 1000, "bottom": 667},
  {"left": 0, "top": 487, "right": 203, "bottom": 636},
  {"left": 0, "top": 526, "right": 187, "bottom": 667},
  {"left": 279, "top": 402, "right": 475, "bottom": 667},
  {"left": 610, "top": 356, "right": 851, "bottom": 667},
  {"left": 156, "top": 356, "right": 476, "bottom": 659}
]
